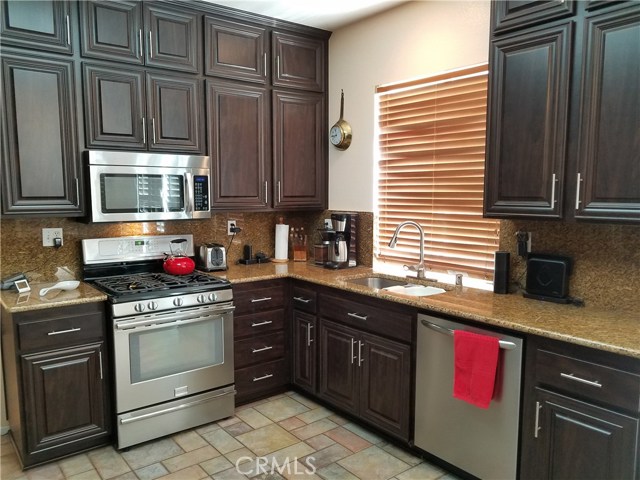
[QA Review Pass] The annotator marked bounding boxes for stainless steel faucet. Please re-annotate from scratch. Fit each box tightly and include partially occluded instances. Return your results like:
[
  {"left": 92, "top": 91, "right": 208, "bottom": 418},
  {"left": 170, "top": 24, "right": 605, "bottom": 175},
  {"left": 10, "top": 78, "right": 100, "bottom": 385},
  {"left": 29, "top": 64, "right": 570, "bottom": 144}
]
[{"left": 388, "top": 220, "right": 428, "bottom": 279}]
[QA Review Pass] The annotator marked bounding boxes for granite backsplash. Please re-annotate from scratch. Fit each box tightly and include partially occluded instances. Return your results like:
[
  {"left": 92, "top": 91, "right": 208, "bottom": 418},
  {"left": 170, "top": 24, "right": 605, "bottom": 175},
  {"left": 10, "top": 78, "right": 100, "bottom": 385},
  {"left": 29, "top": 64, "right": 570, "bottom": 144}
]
[{"left": 0, "top": 213, "right": 637, "bottom": 310}]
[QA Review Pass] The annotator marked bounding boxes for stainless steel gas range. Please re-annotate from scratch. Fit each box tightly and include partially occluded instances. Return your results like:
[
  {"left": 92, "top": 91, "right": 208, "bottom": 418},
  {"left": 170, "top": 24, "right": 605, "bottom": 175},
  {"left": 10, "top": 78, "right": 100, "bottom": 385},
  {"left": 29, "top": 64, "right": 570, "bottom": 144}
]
[{"left": 82, "top": 235, "right": 235, "bottom": 449}]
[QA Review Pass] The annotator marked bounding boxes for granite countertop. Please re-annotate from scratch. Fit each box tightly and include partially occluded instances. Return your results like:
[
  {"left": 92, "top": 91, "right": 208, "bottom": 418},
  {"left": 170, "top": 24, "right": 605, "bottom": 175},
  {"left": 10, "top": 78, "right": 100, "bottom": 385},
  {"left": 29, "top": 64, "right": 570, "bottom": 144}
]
[{"left": 2, "top": 261, "right": 637, "bottom": 359}]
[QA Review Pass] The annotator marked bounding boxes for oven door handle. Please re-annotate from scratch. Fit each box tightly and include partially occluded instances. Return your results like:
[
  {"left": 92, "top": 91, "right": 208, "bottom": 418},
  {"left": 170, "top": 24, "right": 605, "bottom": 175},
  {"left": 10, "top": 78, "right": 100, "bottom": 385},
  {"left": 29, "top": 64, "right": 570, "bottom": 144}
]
[{"left": 115, "top": 307, "right": 234, "bottom": 331}]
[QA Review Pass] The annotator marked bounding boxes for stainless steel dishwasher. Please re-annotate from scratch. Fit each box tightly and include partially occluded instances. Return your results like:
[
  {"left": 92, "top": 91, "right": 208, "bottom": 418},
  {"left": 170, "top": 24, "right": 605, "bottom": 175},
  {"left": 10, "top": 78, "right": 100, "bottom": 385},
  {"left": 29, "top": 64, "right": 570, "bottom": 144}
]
[{"left": 415, "top": 314, "right": 523, "bottom": 479}]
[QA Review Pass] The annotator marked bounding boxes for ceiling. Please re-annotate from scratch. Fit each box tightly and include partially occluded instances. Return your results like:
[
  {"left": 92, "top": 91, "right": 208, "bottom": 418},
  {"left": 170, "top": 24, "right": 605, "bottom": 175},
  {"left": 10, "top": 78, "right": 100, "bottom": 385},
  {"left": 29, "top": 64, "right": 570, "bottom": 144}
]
[{"left": 204, "top": 0, "right": 408, "bottom": 31}]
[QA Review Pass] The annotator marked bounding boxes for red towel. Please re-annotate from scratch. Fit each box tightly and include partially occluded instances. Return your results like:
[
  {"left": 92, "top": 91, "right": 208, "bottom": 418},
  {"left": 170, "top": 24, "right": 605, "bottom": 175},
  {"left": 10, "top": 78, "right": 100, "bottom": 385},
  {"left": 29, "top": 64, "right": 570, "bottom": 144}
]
[{"left": 453, "top": 330, "right": 500, "bottom": 409}]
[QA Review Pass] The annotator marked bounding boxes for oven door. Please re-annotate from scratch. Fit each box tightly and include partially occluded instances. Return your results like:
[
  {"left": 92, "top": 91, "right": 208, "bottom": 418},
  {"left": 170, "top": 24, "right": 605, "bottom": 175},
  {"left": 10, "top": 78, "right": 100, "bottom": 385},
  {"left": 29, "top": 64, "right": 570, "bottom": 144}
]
[{"left": 113, "top": 304, "right": 234, "bottom": 413}]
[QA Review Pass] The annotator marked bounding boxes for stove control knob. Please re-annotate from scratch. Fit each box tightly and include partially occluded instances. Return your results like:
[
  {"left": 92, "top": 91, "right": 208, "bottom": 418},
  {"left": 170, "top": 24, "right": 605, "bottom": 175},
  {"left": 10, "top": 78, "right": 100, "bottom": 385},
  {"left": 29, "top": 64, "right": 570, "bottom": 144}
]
[
  {"left": 208, "top": 292, "right": 217, "bottom": 302},
  {"left": 173, "top": 298, "right": 184, "bottom": 307},
  {"left": 197, "top": 294, "right": 206, "bottom": 304},
  {"left": 147, "top": 301, "right": 158, "bottom": 311},
  {"left": 134, "top": 303, "right": 145, "bottom": 313}
]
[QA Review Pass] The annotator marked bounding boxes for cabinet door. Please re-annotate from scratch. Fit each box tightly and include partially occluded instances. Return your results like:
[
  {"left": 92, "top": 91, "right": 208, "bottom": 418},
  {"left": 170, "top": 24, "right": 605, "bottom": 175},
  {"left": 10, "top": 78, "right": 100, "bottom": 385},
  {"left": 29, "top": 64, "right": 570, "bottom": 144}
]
[
  {"left": 207, "top": 80, "right": 269, "bottom": 209},
  {"left": 484, "top": 22, "right": 572, "bottom": 218},
  {"left": 292, "top": 310, "right": 317, "bottom": 393},
  {"left": 21, "top": 343, "right": 109, "bottom": 461},
  {"left": 273, "top": 90, "right": 326, "bottom": 210},
  {"left": 0, "top": 0, "right": 72, "bottom": 54},
  {"left": 83, "top": 64, "right": 146, "bottom": 150},
  {"left": 205, "top": 17, "right": 267, "bottom": 83},
  {"left": 359, "top": 333, "right": 411, "bottom": 440},
  {"left": 80, "top": 1, "right": 143, "bottom": 64},
  {"left": 144, "top": 4, "right": 201, "bottom": 73},
  {"left": 318, "top": 319, "right": 358, "bottom": 414},
  {"left": 1, "top": 51, "right": 81, "bottom": 215},
  {"left": 523, "top": 388, "right": 639, "bottom": 480},
  {"left": 575, "top": 5, "right": 640, "bottom": 222},
  {"left": 272, "top": 32, "right": 325, "bottom": 92},
  {"left": 147, "top": 73, "right": 204, "bottom": 153}
]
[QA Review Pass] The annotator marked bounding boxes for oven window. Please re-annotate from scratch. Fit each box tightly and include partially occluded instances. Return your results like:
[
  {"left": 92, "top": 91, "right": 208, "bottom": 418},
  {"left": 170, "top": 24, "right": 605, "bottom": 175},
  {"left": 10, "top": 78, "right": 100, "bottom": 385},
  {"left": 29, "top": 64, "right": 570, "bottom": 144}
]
[
  {"left": 100, "top": 173, "right": 184, "bottom": 213},
  {"left": 129, "top": 316, "right": 224, "bottom": 383}
]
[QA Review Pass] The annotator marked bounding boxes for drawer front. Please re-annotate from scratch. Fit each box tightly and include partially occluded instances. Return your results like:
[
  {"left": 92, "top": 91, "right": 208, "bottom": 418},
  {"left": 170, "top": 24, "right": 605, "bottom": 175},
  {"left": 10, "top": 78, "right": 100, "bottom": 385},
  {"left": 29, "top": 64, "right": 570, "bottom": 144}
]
[
  {"left": 536, "top": 349, "right": 640, "bottom": 412},
  {"left": 235, "top": 331, "right": 285, "bottom": 369},
  {"left": 319, "top": 294, "right": 413, "bottom": 343},
  {"left": 292, "top": 285, "right": 317, "bottom": 314},
  {"left": 235, "top": 359, "right": 288, "bottom": 401},
  {"left": 18, "top": 312, "right": 105, "bottom": 352},
  {"left": 233, "top": 285, "right": 284, "bottom": 316},
  {"left": 234, "top": 309, "right": 284, "bottom": 338}
]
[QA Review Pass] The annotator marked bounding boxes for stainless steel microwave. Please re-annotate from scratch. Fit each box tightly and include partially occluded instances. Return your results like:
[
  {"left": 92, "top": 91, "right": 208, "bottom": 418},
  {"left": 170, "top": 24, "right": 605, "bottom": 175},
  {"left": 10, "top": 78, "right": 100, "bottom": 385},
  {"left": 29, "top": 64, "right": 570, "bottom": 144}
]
[{"left": 86, "top": 150, "right": 211, "bottom": 223}]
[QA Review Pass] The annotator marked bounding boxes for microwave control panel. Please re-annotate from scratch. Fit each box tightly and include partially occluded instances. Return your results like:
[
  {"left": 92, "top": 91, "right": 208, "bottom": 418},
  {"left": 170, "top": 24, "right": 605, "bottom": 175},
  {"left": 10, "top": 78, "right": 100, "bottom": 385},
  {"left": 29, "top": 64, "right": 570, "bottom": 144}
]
[{"left": 193, "top": 176, "right": 209, "bottom": 211}]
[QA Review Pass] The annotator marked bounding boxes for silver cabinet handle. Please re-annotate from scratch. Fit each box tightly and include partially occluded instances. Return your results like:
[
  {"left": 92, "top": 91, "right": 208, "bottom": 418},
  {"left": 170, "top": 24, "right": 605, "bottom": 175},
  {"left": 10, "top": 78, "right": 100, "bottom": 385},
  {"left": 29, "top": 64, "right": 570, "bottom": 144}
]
[
  {"left": 348, "top": 312, "right": 368, "bottom": 321},
  {"left": 277, "top": 181, "right": 281, "bottom": 203},
  {"left": 152, "top": 118, "right": 156, "bottom": 144},
  {"left": 48, "top": 327, "right": 81, "bottom": 336},
  {"left": 276, "top": 55, "right": 280, "bottom": 76},
  {"left": 358, "top": 341, "right": 364, "bottom": 367},
  {"left": 74, "top": 177, "right": 80, "bottom": 203},
  {"left": 534, "top": 401, "right": 542, "bottom": 438},
  {"left": 420, "top": 319, "right": 517, "bottom": 350},
  {"left": 307, "top": 323, "right": 313, "bottom": 346},
  {"left": 99, "top": 351, "right": 104, "bottom": 380},
  {"left": 293, "top": 296, "right": 311, "bottom": 303},
  {"left": 560, "top": 372, "right": 602, "bottom": 388},
  {"left": 148, "top": 30, "right": 153, "bottom": 58},
  {"left": 253, "top": 373, "right": 273, "bottom": 382},
  {"left": 65, "top": 15, "right": 71, "bottom": 45},
  {"left": 264, "top": 181, "right": 268, "bottom": 205},
  {"left": 251, "top": 320, "right": 272, "bottom": 327},
  {"left": 251, "top": 345, "right": 273, "bottom": 353},
  {"left": 575, "top": 172, "right": 582, "bottom": 210},
  {"left": 251, "top": 297, "right": 272, "bottom": 303},
  {"left": 264, "top": 52, "right": 267, "bottom": 77},
  {"left": 550, "top": 173, "right": 557, "bottom": 205},
  {"left": 139, "top": 29, "right": 143, "bottom": 57},
  {"left": 142, "top": 117, "right": 146, "bottom": 144}
]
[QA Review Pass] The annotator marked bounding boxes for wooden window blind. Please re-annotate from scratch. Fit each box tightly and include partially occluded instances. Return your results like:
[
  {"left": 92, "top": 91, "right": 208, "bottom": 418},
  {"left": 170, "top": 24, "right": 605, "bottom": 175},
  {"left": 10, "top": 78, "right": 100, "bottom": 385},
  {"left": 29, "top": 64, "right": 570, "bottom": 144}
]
[{"left": 375, "top": 64, "right": 500, "bottom": 280}]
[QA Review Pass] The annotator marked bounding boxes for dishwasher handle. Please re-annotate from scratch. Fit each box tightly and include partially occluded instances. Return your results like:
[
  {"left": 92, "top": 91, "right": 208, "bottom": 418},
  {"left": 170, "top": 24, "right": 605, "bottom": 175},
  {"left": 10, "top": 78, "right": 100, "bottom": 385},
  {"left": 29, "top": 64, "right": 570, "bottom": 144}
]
[{"left": 421, "top": 319, "right": 517, "bottom": 350}]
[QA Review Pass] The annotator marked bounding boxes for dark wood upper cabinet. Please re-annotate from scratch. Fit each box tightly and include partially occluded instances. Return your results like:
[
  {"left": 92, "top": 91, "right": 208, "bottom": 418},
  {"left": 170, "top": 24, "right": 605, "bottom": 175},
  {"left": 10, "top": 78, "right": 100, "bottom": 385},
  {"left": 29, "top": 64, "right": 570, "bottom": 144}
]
[
  {"left": 207, "top": 80, "right": 269, "bottom": 209},
  {"left": 272, "top": 31, "right": 325, "bottom": 92},
  {"left": 80, "top": 1, "right": 201, "bottom": 73},
  {"left": 575, "top": 6, "right": 640, "bottom": 221},
  {"left": 1, "top": 50, "right": 82, "bottom": 216},
  {"left": 80, "top": 1, "right": 143, "bottom": 64},
  {"left": 484, "top": 22, "right": 572, "bottom": 218},
  {"left": 492, "top": 0, "right": 575, "bottom": 34},
  {"left": 273, "top": 90, "right": 326, "bottom": 209},
  {"left": 0, "top": 0, "right": 73, "bottom": 54},
  {"left": 205, "top": 16, "right": 267, "bottom": 83}
]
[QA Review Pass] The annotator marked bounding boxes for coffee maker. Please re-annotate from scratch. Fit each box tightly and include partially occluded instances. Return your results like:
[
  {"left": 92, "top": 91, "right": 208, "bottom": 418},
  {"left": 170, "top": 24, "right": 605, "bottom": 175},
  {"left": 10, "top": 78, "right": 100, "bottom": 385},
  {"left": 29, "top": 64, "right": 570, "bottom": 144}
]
[{"left": 325, "top": 212, "right": 358, "bottom": 269}]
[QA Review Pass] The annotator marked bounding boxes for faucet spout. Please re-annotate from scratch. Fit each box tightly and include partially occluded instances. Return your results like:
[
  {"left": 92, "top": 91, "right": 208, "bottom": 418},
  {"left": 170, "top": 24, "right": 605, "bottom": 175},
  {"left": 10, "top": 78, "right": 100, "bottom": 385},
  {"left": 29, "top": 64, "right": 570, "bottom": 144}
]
[{"left": 388, "top": 221, "right": 427, "bottom": 279}]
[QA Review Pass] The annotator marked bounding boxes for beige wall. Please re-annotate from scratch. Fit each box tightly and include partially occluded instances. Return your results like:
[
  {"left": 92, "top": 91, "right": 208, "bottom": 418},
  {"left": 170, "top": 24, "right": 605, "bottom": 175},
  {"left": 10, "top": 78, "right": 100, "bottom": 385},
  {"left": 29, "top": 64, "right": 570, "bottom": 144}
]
[{"left": 327, "top": 0, "right": 491, "bottom": 211}]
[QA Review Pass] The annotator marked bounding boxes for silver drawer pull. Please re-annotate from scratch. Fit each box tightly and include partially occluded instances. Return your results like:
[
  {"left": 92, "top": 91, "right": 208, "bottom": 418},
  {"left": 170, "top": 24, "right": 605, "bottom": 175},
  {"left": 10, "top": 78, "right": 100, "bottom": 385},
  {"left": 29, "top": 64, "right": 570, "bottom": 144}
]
[
  {"left": 347, "top": 312, "right": 368, "bottom": 321},
  {"left": 251, "top": 320, "right": 273, "bottom": 327},
  {"left": 251, "top": 346, "right": 273, "bottom": 353},
  {"left": 560, "top": 372, "right": 602, "bottom": 388},
  {"left": 253, "top": 373, "right": 273, "bottom": 382},
  {"left": 48, "top": 327, "right": 81, "bottom": 336},
  {"left": 293, "top": 296, "right": 311, "bottom": 303},
  {"left": 251, "top": 297, "right": 272, "bottom": 303}
]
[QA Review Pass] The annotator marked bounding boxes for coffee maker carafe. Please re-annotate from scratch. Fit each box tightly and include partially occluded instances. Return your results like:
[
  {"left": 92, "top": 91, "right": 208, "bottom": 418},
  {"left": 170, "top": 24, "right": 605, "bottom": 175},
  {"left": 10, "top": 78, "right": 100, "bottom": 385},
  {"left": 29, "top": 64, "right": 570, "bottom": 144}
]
[{"left": 325, "top": 213, "right": 357, "bottom": 269}]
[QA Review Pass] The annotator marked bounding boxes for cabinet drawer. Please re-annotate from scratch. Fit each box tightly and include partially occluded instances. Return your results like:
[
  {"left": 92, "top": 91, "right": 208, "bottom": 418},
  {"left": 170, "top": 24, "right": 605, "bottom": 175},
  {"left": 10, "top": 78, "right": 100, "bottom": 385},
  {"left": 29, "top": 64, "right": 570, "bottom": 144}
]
[
  {"left": 292, "top": 285, "right": 317, "bottom": 314},
  {"left": 235, "top": 359, "right": 288, "bottom": 401},
  {"left": 233, "top": 284, "right": 284, "bottom": 316},
  {"left": 235, "top": 331, "right": 285, "bottom": 369},
  {"left": 536, "top": 349, "right": 640, "bottom": 412},
  {"left": 18, "top": 312, "right": 105, "bottom": 352},
  {"left": 234, "top": 310, "right": 284, "bottom": 338},
  {"left": 319, "top": 293, "right": 413, "bottom": 343}
]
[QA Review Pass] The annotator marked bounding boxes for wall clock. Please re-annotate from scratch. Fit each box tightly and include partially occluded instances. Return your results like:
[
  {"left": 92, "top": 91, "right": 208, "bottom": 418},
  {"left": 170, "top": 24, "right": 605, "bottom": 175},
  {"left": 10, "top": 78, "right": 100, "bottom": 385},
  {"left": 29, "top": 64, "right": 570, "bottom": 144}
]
[{"left": 329, "top": 89, "right": 352, "bottom": 150}]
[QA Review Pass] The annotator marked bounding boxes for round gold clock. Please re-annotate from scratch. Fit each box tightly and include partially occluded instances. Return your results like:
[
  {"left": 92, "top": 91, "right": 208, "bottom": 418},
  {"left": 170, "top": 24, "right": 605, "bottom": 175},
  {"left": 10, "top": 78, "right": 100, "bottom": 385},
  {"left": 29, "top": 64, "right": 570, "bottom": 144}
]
[{"left": 330, "top": 90, "right": 352, "bottom": 150}]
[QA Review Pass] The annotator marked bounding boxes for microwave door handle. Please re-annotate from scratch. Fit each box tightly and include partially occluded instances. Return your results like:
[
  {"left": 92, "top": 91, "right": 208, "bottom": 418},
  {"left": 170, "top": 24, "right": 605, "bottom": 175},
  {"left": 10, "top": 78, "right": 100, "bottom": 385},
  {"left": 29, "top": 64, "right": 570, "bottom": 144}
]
[{"left": 184, "top": 173, "right": 192, "bottom": 214}]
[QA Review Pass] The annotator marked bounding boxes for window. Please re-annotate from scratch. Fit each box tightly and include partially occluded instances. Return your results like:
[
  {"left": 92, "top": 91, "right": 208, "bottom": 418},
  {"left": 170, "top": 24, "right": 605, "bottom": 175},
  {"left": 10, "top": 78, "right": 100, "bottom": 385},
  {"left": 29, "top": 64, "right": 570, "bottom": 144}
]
[{"left": 375, "top": 64, "right": 500, "bottom": 282}]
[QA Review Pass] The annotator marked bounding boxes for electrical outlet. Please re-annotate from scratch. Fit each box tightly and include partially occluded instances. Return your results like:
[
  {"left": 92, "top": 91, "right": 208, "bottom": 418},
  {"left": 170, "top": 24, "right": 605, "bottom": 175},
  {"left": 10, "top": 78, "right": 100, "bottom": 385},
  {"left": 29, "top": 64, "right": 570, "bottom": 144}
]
[
  {"left": 227, "top": 220, "right": 237, "bottom": 235},
  {"left": 324, "top": 219, "right": 332, "bottom": 229},
  {"left": 42, "top": 228, "right": 63, "bottom": 247}
]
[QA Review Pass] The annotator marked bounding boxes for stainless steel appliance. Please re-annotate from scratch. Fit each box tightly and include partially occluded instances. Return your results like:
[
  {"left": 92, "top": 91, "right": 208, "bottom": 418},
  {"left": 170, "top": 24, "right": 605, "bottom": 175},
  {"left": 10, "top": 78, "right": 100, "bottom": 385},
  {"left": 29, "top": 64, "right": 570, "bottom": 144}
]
[
  {"left": 82, "top": 235, "right": 235, "bottom": 449},
  {"left": 415, "top": 314, "right": 523, "bottom": 479},
  {"left": 86, "top": 150, "right": 211, "bottom": 223},
  {"left": 325, "top": 212, "right": 358, "bottom": 269},
  {"left": 197, "top": 243, "right": 227, "bottom": 271}
]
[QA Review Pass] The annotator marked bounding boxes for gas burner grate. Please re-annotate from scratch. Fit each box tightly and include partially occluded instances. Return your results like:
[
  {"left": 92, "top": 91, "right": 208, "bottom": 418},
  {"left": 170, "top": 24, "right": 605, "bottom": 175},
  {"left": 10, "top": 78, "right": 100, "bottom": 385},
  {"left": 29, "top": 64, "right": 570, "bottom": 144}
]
[{"left": 93, "top": 272, "right": 228, "bottom": 296}]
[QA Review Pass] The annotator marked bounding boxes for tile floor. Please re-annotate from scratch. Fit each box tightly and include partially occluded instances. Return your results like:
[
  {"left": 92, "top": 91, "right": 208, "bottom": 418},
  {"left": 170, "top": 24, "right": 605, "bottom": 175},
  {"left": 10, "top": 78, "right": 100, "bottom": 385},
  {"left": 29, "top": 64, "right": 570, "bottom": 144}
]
[{"left": 1, "top": 391, "right": 460, "bottom": 480}]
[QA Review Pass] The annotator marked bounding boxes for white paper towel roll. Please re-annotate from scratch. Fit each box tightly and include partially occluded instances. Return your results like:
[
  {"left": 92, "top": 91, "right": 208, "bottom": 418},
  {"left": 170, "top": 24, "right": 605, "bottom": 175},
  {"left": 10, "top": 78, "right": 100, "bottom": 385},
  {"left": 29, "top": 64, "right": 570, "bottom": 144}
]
[{"left": 275, "top": 223, "right": 289, "bottom": 260}]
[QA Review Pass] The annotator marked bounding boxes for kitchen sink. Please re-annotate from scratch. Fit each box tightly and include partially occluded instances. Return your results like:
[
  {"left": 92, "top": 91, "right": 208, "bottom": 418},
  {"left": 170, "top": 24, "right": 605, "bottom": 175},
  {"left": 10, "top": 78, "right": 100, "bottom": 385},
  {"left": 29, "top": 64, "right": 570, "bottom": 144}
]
[
  {"left": 346, "top": 276, "right": 407, "bottom": 289},
  {"left": 382, "top": 284, "right": 446, "bottom": 297}
]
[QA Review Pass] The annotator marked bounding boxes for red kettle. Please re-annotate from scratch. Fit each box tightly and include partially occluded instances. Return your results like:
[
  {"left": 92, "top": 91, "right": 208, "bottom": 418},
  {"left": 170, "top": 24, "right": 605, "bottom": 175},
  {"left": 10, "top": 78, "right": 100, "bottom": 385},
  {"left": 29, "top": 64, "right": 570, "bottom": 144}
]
[{"left": 163, "top": 239, "right": 195, "bottom": 275}]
